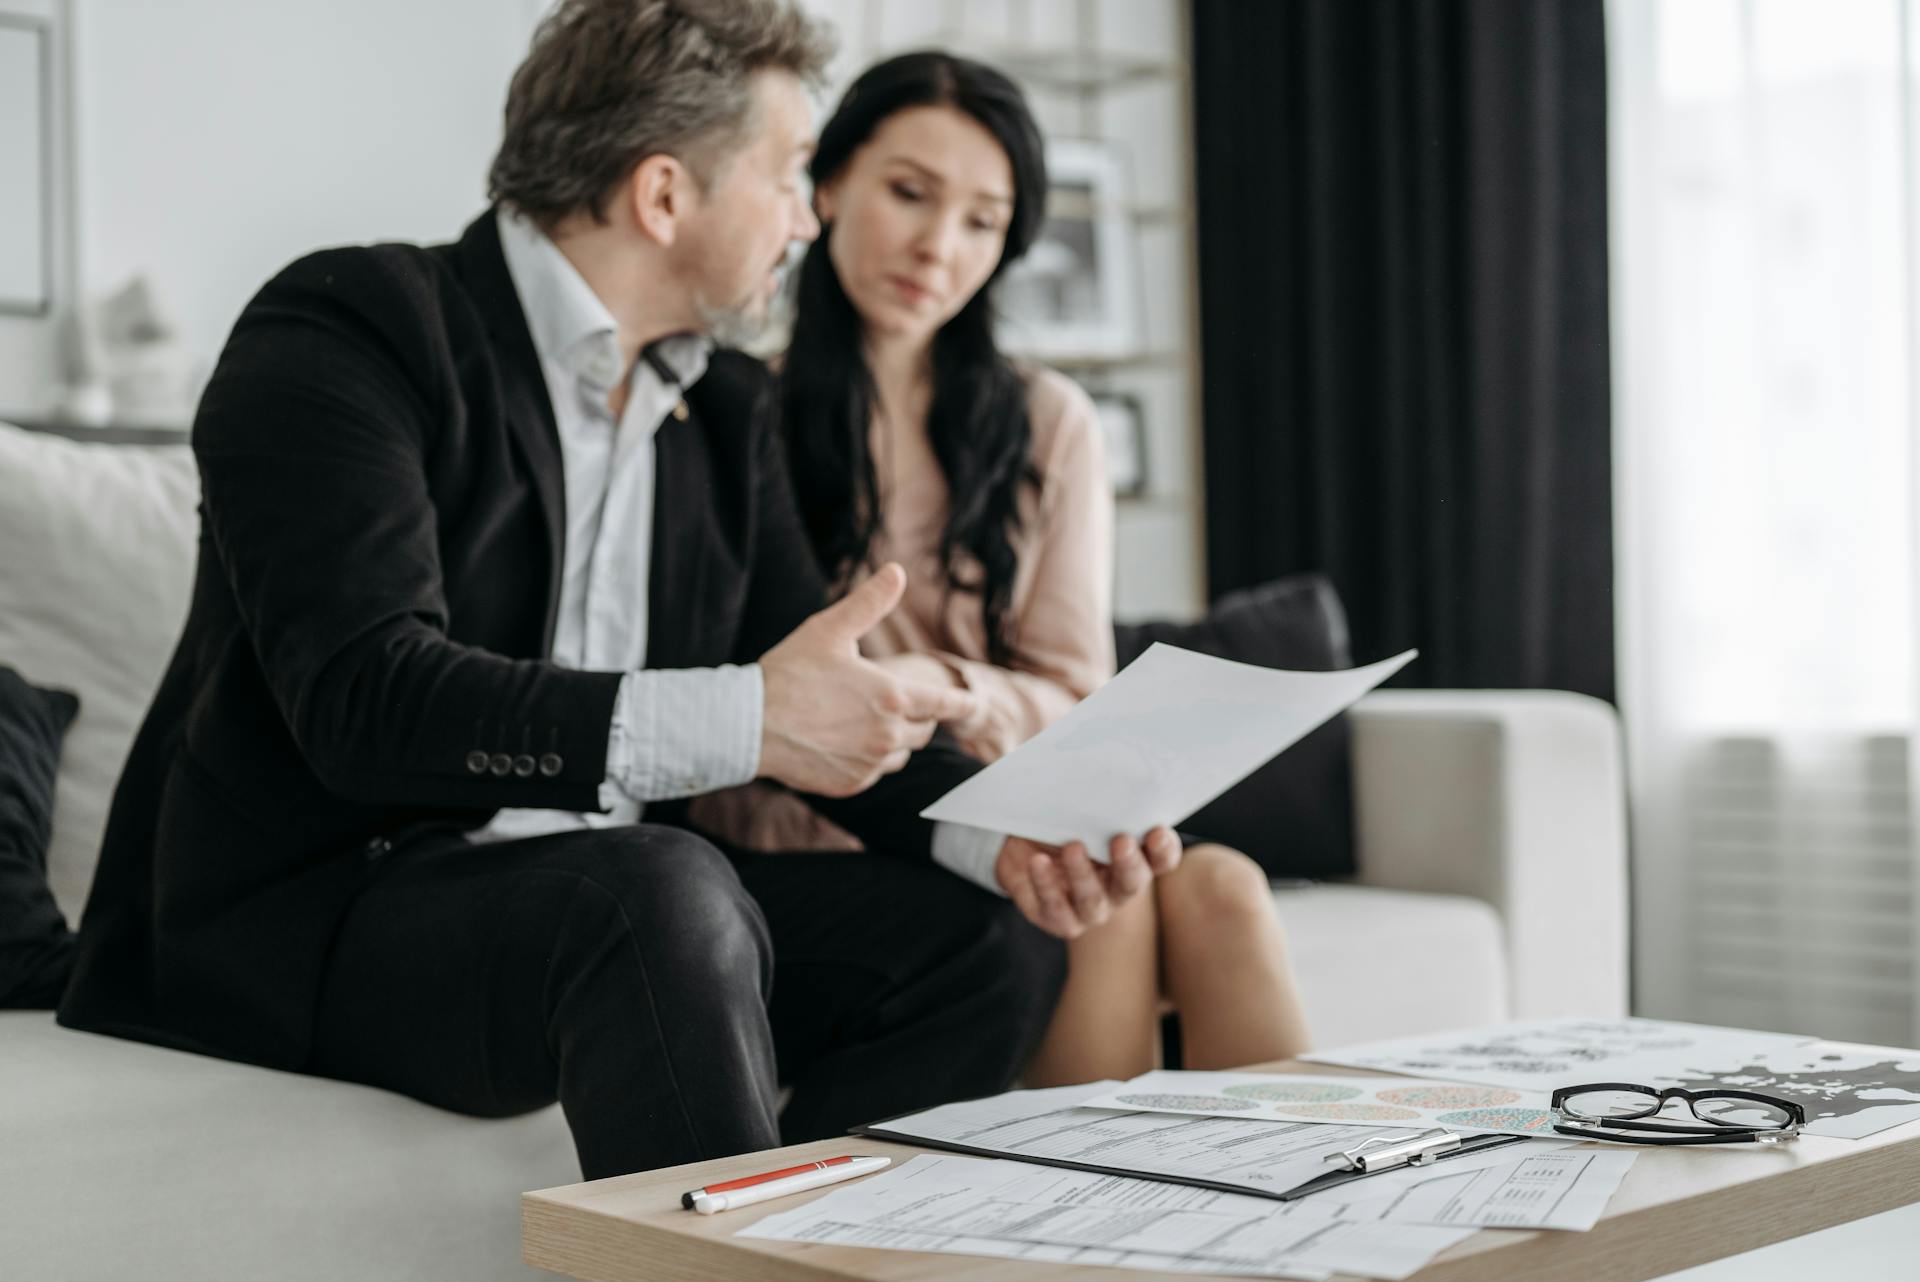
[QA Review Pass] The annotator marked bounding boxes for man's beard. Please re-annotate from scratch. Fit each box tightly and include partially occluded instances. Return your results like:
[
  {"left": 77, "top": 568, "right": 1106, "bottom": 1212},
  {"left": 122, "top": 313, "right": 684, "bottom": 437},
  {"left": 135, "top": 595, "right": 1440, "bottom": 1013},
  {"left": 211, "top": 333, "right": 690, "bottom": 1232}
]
[
  {"left": 696, "top": 253, "right": 799, "bottom": 354},
  {"left": 695, "top": 290, "right": 772, "bottom": 350}
]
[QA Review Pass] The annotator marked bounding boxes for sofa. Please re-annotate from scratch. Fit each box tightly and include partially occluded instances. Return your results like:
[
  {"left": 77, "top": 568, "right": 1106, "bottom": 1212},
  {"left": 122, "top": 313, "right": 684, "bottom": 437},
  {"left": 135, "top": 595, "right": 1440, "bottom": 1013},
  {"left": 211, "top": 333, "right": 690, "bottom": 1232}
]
[{"left": 0, "top": 419, "right": 1628, "bottom": 1281}]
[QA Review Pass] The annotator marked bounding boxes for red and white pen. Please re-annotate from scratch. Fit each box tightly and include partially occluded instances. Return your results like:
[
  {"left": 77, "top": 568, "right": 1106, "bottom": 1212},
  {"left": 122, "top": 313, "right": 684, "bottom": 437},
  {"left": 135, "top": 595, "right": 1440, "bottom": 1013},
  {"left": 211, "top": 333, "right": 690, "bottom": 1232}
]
[{"left": 680, "top": 1155, "right": 892, "bottom": 1214}]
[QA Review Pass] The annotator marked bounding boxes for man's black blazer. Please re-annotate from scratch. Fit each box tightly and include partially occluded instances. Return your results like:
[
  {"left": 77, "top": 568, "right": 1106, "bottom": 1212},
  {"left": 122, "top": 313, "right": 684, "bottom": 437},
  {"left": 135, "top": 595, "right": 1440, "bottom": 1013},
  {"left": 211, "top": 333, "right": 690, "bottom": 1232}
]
[{"left": 58, "top": 210, "right": 983, "bottom": 1070}]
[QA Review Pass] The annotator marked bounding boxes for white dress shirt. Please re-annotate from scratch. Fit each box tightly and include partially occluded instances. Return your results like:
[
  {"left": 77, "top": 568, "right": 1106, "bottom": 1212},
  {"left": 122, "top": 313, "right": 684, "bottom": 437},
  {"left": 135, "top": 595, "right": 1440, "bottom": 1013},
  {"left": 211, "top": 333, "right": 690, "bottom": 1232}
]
[{"left": 473, "top": 210, "right": 1006, "bottom": 893}]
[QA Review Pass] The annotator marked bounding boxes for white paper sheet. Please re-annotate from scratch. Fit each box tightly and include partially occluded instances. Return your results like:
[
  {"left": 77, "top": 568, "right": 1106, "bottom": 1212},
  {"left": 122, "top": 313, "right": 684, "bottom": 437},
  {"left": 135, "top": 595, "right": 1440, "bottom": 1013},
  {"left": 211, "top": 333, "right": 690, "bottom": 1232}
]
[
  {"left": 1305, "top": 1149, "right": 1638, "bottom": 1232},
  {"left": 862, "top": 1081, "right": 1426, "bottom": 1198},
  {"left": 740, "top": 1153, "right": 1476, "bottom": 1281},
  {"left": 1301, "top": 1017, "right": 1814, "bottom": 1090},
  {"left": 920, "top": 645, "right": 1416, "bottom": 853},
  {"left": 747, "top": 1230, "right": 1339, "bottom": 1282},
  {"left": 1301, "top": 1017, "right": 1920, "bottom": 1139},
  {"left": 1085, "top": 1070, "right": 1559, "bottom": 1138}
]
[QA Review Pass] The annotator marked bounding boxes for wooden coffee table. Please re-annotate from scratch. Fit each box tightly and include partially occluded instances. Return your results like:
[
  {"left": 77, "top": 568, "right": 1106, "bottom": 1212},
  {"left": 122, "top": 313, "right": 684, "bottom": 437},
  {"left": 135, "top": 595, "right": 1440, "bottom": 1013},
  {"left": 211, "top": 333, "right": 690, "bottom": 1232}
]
[{"left": 523, "top": 1059, "right": 1920, "bottom": 1282}]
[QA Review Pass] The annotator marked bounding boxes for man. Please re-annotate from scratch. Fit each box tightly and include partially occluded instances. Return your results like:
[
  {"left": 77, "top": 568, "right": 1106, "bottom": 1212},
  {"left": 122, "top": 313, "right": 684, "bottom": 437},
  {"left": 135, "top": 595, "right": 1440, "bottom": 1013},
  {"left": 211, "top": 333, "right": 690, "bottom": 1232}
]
[{"left": 59, "top": 0, "right": 1180, "bottom": 1180}]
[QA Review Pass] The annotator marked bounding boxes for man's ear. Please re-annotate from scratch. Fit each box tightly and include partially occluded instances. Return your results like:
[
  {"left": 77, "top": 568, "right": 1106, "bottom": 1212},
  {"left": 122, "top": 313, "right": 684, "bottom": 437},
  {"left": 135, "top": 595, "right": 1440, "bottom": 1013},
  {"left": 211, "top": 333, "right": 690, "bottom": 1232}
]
[{"left": 627, "top": 153, "right": 694, "bottom": 246}]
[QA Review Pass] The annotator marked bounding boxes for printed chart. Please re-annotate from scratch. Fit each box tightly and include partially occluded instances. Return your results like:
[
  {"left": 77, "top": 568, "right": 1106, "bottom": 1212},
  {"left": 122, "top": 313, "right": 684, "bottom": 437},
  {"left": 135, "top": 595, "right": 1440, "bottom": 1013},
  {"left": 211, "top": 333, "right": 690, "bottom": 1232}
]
[{"left": 1085, "top": 1072, "right": 1560, "bottom": 1138}]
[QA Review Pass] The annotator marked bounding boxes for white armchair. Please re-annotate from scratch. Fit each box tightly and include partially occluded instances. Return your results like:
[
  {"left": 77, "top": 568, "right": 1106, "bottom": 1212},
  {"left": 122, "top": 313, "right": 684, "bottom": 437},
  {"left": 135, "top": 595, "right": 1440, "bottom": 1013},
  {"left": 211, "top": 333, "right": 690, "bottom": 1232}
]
[{"left": 1275, "top": 689, "right": 1629, "bottom": 1048}]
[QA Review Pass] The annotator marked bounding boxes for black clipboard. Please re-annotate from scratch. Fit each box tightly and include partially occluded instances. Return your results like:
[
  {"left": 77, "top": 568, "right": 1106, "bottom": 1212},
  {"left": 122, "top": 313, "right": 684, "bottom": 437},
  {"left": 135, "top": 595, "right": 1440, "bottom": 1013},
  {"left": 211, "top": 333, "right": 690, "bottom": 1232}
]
[{"left": 850, "top": 1113, "right": 1530, "bottom": 1204}]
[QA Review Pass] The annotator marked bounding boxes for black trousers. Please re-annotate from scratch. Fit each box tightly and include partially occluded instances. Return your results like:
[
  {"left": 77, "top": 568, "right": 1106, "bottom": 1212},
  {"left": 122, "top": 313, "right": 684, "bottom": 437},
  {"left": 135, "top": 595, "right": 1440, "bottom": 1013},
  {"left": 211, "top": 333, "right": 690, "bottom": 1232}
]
[{"left": 304, "top": 824, "right": 1064, "bottom": 1180}]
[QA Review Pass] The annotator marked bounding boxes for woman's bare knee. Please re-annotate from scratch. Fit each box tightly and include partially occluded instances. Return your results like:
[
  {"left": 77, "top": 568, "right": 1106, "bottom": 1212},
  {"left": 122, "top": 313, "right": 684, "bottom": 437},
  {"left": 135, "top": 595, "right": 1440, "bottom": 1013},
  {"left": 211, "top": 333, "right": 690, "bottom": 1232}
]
[{"left": 1158, "top": 843, "right": 1275, "bottom": 930}]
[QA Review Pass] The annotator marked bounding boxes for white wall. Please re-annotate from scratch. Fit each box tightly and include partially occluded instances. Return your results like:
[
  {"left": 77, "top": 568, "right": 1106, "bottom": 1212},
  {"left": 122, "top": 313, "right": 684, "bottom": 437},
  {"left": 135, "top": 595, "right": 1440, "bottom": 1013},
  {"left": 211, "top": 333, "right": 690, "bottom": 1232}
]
[
  {"left": 69, "top": 0, "right": 536, "bottom": 392},
  {"left": 0, "top": 0, "right": 536, "bottom": 413}
]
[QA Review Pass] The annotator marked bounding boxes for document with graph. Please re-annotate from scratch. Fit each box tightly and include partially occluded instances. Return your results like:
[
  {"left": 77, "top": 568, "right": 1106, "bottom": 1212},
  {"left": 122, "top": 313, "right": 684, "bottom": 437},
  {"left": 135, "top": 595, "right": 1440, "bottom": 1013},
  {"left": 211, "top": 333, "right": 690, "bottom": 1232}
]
[{"left": 921, "top": 644, "right": 1415, "bottom": 855}]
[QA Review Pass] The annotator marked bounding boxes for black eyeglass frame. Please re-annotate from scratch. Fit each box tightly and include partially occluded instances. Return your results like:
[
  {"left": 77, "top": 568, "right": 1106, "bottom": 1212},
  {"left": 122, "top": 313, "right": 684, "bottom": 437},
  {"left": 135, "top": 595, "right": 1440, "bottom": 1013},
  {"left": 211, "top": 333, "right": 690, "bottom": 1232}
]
[{"left": 1549, "top": 1082, "right": 1806, "bottom": 1145}]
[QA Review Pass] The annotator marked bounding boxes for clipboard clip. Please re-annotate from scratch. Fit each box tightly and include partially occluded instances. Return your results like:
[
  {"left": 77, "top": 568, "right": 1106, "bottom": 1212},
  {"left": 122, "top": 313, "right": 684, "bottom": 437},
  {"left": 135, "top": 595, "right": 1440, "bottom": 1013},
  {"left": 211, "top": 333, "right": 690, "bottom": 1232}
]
[{"left": 1323, "top": 1127, "right": 1463, "bottom": 1173}]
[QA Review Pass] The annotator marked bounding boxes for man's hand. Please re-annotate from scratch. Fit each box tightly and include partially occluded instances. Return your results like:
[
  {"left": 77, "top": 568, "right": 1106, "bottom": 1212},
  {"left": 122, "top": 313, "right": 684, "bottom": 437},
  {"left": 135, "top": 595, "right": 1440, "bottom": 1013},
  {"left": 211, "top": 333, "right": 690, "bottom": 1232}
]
[
  {"left": 995, "top": 826, "right": 1183, "bottom": 939},
  {"left": 760, "top": 563, "right": 978, "bottom": 797}
]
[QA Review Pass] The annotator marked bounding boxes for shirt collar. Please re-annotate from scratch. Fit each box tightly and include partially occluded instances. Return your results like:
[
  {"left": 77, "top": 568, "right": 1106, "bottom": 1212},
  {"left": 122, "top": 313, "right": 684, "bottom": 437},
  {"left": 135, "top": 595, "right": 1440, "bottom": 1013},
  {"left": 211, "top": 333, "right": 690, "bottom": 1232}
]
[{"left": 495, "top": 207, "right": 712, "bottom": 395}]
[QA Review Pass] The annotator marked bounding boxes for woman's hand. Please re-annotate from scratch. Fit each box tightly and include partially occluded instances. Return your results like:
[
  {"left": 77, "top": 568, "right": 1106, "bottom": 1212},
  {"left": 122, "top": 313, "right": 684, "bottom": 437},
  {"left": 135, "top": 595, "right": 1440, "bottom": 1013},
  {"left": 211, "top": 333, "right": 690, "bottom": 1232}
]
[
  {"left": 870, "top": 651, "right": 962, "bottom": 698},
  {"left": 993, "top": 826, "right": 1183, "bottom": 939}
]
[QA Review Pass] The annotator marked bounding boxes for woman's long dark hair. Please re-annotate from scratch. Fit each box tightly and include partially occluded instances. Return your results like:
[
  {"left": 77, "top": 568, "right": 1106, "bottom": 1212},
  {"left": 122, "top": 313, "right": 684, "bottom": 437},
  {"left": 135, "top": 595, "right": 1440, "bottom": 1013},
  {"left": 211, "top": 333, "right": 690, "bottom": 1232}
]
[{"left": 782, "top": 51, "right": 1049, "bottom": 664}]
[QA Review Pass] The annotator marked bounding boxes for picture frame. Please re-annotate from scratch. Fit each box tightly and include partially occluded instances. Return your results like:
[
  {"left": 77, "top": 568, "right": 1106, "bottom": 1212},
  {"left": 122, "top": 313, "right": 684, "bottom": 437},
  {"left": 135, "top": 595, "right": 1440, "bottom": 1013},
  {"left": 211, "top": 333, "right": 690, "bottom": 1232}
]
[
  {"left": 0, "top": 9, "right": 53, "bottom": 316},
  {"left": 1091, "top": 390, "right": 1148, "bottom": 497},
  {"left": 994, "top": 138, "right": 1141, "bottom": 359}
]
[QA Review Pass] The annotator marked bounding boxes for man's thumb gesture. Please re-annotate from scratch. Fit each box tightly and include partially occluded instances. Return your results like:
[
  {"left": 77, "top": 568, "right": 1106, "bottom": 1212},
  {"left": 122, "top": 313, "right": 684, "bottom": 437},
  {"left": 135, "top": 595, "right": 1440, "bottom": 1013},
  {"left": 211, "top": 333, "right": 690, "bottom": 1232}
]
[{"left": 813, "top": 562, "right": 907, "bottom": 646}]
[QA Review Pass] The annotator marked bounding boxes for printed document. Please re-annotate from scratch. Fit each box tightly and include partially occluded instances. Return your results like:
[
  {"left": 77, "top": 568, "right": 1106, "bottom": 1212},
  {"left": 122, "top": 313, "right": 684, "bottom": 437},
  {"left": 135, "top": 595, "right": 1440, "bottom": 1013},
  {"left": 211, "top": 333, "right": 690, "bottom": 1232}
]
[
  {"left": 1084, "top": 1069, "right": 1558, "bottom": 1138},
  {"left": 740, "top": 1153, "right": 1475, "bottom": 1281},
  {"left": 1302, "top": 1149, "right": 1638, "bottom": 1232},
  {"left": 859, "top": 1082, "right": 1420, "bottom": 1198},
  {"left": 1301, "top": 1017, "right": 1814, "bottom": 1090},
  {"left": 1295, "top": 1138, "right": 1575, "bottom": 1201},
  {"left": 921, "top": 645, "right": 1416, "bottom": 853},
  {"left": 858, "top": 1082, "right": 1620, "bottom": 1229}
]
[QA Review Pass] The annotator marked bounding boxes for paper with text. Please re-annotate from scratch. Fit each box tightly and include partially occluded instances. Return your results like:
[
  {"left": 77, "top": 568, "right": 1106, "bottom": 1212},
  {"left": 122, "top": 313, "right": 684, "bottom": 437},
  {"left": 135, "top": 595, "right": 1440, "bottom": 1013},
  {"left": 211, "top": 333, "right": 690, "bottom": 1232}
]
[
  {"left": 863, "top": 1081, "right": 1408, "bottom": 1198},
  {"left": 1302, "top": 1149, "right": 1638, "bottom": 1232},
  {"left": 921, "top": 645, "right": 1416, "bottom": 853},
  {"left": 740, "top": 1153, "right": 1474, "bottom": 1280}
]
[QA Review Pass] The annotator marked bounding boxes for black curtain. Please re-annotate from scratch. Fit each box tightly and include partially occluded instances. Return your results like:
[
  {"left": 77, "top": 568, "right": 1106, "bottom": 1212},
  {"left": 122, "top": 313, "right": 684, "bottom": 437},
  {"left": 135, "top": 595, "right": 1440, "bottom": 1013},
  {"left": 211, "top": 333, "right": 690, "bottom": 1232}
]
[{"left": 1191, "top": 0, "right": 1614, "bottom": 701}]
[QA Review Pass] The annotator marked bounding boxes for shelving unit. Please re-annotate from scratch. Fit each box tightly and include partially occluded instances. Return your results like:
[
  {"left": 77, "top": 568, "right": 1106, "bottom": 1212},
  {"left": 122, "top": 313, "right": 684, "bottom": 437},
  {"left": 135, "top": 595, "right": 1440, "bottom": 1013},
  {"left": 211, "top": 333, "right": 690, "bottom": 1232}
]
[
  {"left": 951, "top": 45, "right": 1183, "bottom": 93},
  {"left": 972, "top": 0, "right": 1207, "bottom": 620}
]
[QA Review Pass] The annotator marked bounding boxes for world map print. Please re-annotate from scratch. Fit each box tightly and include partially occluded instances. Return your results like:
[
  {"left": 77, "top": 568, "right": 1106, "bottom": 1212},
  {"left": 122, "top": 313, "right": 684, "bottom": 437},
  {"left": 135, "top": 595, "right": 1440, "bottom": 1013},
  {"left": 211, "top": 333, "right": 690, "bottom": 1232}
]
[{"left": 1658, "top": 1046, "right": 1920, "bottom": 1139}]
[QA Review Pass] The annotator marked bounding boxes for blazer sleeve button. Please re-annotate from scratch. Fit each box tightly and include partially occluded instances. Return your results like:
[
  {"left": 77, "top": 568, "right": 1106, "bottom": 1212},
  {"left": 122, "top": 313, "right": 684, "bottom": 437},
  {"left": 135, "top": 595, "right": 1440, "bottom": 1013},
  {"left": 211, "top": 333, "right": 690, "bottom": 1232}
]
[
  {"left": 489, "top": 753, "right": 514, "bottom": 777},
  {"left": 465, "top": 750, "right": 489, "bottom": 774},
  {"left": 538, "top": 752, "right": 564, "bottom": 777},
  {"left": 513, "top": 754, "right": 537, "bottom": 778}
]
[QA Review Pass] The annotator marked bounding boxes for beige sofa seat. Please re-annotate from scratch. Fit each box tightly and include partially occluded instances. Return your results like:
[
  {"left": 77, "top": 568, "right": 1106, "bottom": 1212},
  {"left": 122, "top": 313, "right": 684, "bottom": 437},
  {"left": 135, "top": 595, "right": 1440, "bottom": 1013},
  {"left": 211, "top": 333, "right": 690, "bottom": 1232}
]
[{"left": 0, "top": 1013, "right": 576, "bottom": 1280}]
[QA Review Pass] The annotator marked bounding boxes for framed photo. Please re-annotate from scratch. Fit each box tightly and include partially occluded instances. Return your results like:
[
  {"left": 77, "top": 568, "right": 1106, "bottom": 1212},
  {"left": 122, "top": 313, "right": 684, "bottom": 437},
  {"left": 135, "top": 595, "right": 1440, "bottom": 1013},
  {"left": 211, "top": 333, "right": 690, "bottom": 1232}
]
[
  {"left": 995, "top": 139, "right": 1141, "bottom": 359},
  {"left": 0, "top": 10, "right": 53, "bottom": 315},
  {"left": 1091, "top": 391, "right": 1148, "bottom": 497}
]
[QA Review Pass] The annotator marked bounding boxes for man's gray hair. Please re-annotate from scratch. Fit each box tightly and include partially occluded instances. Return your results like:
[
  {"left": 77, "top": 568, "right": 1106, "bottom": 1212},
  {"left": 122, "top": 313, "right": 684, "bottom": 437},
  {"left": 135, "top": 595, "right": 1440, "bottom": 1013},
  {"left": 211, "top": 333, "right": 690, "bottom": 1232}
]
[{"left": 488, "top": 0, "right": 834, "bottom": 228}]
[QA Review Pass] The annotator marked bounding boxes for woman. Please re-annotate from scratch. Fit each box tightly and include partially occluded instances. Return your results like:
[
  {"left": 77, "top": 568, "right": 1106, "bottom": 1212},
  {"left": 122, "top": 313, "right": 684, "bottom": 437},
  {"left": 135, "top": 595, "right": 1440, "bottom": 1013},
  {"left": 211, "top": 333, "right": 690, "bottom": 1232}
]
[{"left": 698, "top": 52, "right": 1312, "bottom": 1083}]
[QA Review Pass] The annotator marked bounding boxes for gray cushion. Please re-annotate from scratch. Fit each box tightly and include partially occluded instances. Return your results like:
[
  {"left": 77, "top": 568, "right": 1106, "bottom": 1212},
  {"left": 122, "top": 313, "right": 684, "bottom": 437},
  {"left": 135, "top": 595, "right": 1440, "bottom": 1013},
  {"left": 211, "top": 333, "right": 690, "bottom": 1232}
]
[{"left": 0, "top": 667, "right": 80, "bottom": 1007}]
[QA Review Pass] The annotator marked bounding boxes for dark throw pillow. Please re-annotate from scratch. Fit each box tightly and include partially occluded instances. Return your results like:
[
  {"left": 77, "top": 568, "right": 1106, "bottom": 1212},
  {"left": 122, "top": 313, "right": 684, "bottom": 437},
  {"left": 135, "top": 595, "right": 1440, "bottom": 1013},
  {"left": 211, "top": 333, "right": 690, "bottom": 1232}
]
[
  {"left": 0, "top": 665, "right": 81, "bottom": 1008},
  {"left": 1113, "top": 573, "right": 1357, "bottom": 880}
]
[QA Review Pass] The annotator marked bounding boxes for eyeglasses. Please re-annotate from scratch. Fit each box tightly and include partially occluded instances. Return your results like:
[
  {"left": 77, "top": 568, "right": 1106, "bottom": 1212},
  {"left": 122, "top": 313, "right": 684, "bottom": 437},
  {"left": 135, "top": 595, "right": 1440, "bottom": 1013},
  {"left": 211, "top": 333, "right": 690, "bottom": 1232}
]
[{"left": 1550, "top": 1082, "right": 1804, "bottom": 1145}]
